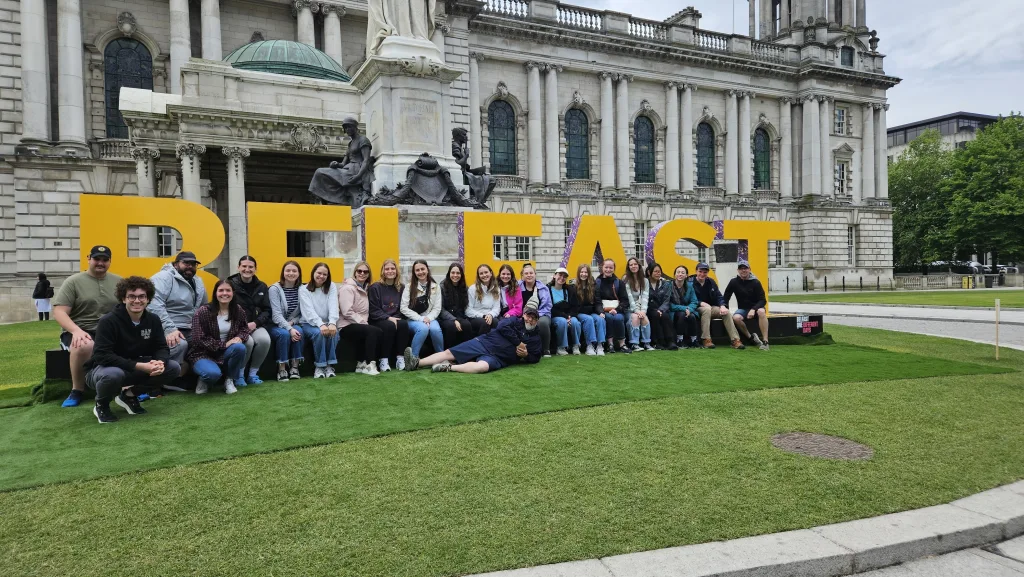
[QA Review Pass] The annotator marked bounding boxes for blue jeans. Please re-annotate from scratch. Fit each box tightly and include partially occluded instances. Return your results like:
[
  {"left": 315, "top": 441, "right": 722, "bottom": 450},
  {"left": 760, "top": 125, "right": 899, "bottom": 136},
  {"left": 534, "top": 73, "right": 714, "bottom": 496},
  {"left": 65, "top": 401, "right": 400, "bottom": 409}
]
[
  {"left": 603, "top": 312, "right": 626, "bottom": 341},
  {"left": 576, "top": 314, "right": 605, "bottom": 345},
  {"left": 193, "top": 342, "right": 247, "bottom": 383},
  {"left": 628, "top": 313, "right": 652, "bottom": 344},
  {"left": 408, "top": 319, "right": 444, "bottom": 356},
  {"left": 552, "top": 316, "right": 581, "bottom": 348},
  {"left": 269, "top": 326, "right": 305, "bottom": 363},
  {"left": 300, "top": 323, "right": 339, "bottom": 368}
]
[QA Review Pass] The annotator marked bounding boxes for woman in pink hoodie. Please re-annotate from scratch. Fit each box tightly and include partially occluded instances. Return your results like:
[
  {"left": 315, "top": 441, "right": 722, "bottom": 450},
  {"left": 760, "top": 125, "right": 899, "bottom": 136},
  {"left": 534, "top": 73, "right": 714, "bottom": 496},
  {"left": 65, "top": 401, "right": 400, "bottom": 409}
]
[
  {"left": 497, "top": 264, "right": 523, "bottom": 318},
  {"left": 338, "top": 261, "right": 384, "bottom": 376}
]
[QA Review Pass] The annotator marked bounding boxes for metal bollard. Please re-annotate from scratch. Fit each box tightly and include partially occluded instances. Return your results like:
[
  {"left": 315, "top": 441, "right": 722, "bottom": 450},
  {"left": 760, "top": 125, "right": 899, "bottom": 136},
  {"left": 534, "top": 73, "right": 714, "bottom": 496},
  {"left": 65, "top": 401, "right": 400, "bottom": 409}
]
[
  {"left": 824, "top": 277, "right": 828, "bottom": 292},
  {"left": 786, "top": 277, "right": 790, "bottom": 293},
  {"left": 877, "top": 277, "right": 881, "bottom": 291},
  {"left": 860, "top": 276, "right": 863, "bottom": 291},
  {"left": 843, "top": 276, "right": 846, "bottom": 292}
]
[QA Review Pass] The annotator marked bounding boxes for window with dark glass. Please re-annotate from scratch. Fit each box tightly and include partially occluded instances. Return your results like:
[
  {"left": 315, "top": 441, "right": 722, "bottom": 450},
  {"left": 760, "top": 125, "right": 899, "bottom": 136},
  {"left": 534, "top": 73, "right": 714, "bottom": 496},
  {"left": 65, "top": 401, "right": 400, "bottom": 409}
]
[
  {"left": 104, "top": 38, "right": 153, "bottom": 138},
  {"left": 488, "top": 100, "right": 517, "bottom": 175},
  {"left": 696, "top": 122, "right": 716, "bottom": 187},
  {"left": 753, "top": 128, "right": 771, "bottom": 190},
  {"left": 565, "top": 108, "right": 590, "bottom": 179},
  {"left": 633, "top": 116, "right": 655, "bottom": 183},
  {"left": 841, "top": 46, "right": 854, "bottom": 66}
]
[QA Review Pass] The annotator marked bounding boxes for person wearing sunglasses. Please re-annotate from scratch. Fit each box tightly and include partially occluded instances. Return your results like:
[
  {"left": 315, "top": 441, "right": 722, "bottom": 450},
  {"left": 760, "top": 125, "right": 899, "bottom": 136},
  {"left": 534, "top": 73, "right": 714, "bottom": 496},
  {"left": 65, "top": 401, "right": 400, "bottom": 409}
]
[{"left": 337, "top": 261, "right": 384, "bottom": 375}]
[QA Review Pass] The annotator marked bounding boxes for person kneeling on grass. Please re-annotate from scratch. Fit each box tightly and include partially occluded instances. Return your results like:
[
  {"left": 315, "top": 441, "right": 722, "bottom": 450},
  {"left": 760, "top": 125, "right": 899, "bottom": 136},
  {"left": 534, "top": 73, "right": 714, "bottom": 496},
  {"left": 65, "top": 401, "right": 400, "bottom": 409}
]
[
  {"left": 402, "top": 308, "right": 543, "bottom": 374},
  {"left": 85, "top": 275, "right": 181, "bottom": 424},
  {"left": 723, "top": 259, "right": 770, "bottom": 351}
]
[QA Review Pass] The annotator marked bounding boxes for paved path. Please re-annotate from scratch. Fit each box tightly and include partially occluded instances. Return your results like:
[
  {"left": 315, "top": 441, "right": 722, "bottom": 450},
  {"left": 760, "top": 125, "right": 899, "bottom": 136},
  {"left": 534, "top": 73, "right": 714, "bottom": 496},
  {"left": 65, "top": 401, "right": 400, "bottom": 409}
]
[
  {"left": 770, "top": 302, "right": 1024, "bottom": 325},
  {"left": 858, "top": 536, "right": 1024, "bottom": 576}
]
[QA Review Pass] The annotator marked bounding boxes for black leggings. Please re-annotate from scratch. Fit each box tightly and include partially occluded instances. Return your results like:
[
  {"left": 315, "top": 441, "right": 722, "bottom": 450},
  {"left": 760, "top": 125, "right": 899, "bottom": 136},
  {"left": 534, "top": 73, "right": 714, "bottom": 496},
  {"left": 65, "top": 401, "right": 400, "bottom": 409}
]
[
  {"left": 338, "top": 323, "right": 383, "bottom": 363},
  {"left": 467, "top": 317, "right": 494, "bottom": 337},
  {"left": 38, "top": 312, "right": 50, "bottom": 321},
  {"left": 370, "top": 319, "right": 409, "bottom": 363},
  {"left": 672, "top": 312, "right": 699, "bottom": 341},
  {"left": 649, "top": 310, "right": 676, "bottom": 346},
  {"left": 440, "top": 318, "right": 474, "bottom": 350}
]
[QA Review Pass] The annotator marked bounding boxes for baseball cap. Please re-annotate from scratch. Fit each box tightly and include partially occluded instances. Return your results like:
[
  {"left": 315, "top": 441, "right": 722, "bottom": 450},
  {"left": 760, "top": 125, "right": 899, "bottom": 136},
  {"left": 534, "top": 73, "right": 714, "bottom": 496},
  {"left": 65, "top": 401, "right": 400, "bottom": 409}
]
[
  {"left": 696, "top": 262, "right": 710, "bottom": 271},
  {"left": 174, "top": 251, "right": 201, "bottom": 264},
  {"left": 737, "top": 259, "right": 750, "bottom": 269},
  {"left": 89, "top": 245, "right": 112, "bottom": 259},
  {"left": 523, "top": 307, "right": 540, "bottom": 318},
  {"left": 554, "top": 267, "right": 569, "bottom": 276}
]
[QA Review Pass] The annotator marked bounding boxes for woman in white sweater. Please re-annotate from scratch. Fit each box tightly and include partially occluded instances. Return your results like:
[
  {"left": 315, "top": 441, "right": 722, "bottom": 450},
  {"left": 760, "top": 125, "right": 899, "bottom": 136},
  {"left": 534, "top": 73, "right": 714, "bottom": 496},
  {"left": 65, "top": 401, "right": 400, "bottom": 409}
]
[
  {"left": 298, "top": 262, "right": 340, "bottom": 378},
  {"left": 622, "top": 257, "right": 652, "bottom": 352},
  {"left": 466, "top": 264, "right": 501, "bottom": 337},
  {"left": 399, "top": 259, "right": 444, "bottom": 356}
]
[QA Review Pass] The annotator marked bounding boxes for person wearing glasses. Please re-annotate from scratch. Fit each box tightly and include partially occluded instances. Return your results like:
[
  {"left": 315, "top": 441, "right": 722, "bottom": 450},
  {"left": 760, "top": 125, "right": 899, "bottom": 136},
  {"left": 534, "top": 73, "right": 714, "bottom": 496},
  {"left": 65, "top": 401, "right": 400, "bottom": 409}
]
[
  {"left": 338, "top": 261, "right": 384, "bottom": 375},
  {"left": 148, "top": 251, "right": 208, "bottom": 387},
  {"left": 52, "top": 245, "right": 122, "bottom": 407},
  {"left": 85, "top": 276, "right": 180, "bottom": 423}
]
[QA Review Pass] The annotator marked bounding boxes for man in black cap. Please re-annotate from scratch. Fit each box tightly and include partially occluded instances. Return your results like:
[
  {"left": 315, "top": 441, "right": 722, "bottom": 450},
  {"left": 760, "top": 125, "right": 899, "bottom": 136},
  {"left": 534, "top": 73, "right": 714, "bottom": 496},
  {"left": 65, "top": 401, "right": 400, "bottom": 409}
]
[
  {"left": 691, "top": 262, "right": 744, "bottom": 350},
  {"left": 148, "top": 251, "right": 207, "bottom": 384},
  {"left": 52, "top": 245, "right": 123, "bottom": 407},
  {"left": 723, "top": 259, "right": 770, "bottom": 351}
]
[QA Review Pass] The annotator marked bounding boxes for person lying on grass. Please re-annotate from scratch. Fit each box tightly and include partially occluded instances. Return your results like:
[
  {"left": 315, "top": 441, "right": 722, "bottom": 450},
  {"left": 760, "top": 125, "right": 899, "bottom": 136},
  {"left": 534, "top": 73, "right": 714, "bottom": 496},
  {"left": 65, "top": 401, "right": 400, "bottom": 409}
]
[{"left": 402, "top": 307, "right": 543, "bottom": 374}]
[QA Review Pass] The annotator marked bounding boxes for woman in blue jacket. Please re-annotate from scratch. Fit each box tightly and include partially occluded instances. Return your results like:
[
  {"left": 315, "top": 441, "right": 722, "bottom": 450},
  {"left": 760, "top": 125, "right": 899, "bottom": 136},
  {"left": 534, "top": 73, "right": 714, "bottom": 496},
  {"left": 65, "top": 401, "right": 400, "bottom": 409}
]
[{"left": 669, "top": 265, "right": 700, "bottom": 348}]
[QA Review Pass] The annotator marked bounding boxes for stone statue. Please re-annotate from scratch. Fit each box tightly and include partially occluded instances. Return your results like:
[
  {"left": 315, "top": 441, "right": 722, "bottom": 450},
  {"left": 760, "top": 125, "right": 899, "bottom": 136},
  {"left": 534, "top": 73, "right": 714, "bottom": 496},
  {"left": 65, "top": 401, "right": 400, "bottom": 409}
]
[
  {"left": 452, "top": 127, "right": 496, "bottom": 207},
  {"left": 367, "top": 152, "right": 485, "bottom": 208},
  {"left": 366, "top": 0, "right": 437, "bottom": 56},
  {"left": 308, "top": 117, "right": 375, "bottom": 208}
]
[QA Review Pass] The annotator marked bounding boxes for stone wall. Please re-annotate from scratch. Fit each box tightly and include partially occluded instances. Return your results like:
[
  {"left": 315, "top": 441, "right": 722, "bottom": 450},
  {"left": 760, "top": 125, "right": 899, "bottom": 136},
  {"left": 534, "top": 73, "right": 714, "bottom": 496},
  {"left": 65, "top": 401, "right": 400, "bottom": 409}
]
[{"left": 0, "top": 0, "right": 21, "bottom": 156}]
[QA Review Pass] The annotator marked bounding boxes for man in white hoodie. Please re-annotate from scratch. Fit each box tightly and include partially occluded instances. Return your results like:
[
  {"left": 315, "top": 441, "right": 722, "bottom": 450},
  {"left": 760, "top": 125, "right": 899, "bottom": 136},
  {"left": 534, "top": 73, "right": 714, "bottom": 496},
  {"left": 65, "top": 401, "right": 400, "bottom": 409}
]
[{"left": 148, "top": 251, "right": 207, "bottom": 385}]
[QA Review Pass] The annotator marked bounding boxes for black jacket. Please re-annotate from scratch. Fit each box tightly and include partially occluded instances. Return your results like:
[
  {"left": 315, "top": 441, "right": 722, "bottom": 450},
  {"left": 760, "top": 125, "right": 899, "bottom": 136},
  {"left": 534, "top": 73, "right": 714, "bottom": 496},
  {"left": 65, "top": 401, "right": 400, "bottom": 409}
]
[
  {"left": 32, "top": 279, "right": 51, "bottom": 299},
  {"left": 85, "top": 304, "right": 170, "bottom": 373},
  {"left": 691, "top": 276, "right": 726, "bottom": 307},
  {"left": 595, "top": 275, "right": 629, "bottom": 314},
  {"left": 439, "top": 281, "right": 469, "bottom": 321},
  {"left": 228, "top": 273, "right": 271, "bottom": 328},
  {"left": 723, "top": 276, "right": 767, "bottom": 311},
  {"left": 647, "top": 279, "right": 672, "bottom": 314},
  {"left": 572, "top": 281, "right": 600, "bottom": 315},
  {"left": 547, "top": 283, "right": 580, "bottom": 319}
]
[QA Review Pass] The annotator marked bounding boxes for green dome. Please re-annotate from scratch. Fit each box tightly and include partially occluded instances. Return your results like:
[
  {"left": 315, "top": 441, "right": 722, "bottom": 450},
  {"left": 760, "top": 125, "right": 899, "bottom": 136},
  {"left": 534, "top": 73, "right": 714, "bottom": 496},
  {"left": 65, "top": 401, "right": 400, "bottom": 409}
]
[{"left": 224, "top": 40, "right": 350, "bottom": 82}]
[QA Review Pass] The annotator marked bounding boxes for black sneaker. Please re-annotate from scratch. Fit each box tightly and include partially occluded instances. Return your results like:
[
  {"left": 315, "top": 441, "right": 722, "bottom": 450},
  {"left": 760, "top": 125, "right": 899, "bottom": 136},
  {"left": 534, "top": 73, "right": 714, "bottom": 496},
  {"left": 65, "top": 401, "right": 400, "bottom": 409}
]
[
  {"left": 619, "top": 343, "right": 632, "bottom": 354},
  {"left": 115, "top": 393, "right": 147, "bottom": 415},
  {"left": 93, "top": 402, "right": 118, "bottom": 424}
]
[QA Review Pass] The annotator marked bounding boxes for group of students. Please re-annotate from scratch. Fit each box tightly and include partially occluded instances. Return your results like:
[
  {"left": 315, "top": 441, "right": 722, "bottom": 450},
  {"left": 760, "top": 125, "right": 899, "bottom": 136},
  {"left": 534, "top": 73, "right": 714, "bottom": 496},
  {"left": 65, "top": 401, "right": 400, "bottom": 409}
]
[{"left": 50, "top": 245, "right": 771, "bottom": 424}]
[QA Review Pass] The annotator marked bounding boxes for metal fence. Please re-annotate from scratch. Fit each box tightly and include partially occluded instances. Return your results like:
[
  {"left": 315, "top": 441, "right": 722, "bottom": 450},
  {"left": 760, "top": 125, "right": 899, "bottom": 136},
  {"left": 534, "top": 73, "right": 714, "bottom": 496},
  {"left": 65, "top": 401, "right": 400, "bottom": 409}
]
[{"left": 770, "top": 273, "right": 1024, "bottom": 293}]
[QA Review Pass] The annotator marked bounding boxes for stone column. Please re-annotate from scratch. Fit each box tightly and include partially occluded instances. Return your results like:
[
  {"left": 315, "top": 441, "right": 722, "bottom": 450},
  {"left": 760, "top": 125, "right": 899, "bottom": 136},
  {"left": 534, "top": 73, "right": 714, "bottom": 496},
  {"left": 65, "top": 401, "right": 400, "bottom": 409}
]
[
  {"left": 294, "top": 0, "right": 318, "bottom": 47},
  {"left": 132, "top": 148, "right": 161, "bottom": 256},
  {"left": 802, "top": 95, "right": 821, "bottom": 196},
  {"left": 876, "top": 104, "right": 889, "bottom": 198},
  {"left": 725, "top": 90, "right": 738, "bottom": 196},
  {"left": 431, "top": 20, "right": 449, "bottom": 55},
  {"left": 780, "top": 97, "right": 793, "bottom": 197},
  {"left": 468, "top": 53, "right": 484, "bottom": 168},
  {"left": 860, "top": 102, "right": 875, "bottom": 200},
  {"left": 680, "top": 84, "right": 695, "bottom": 193},
  {"left": 322, "top": 4, "right": 346, "bottom": 65},
  {"left": 781, "top": 0, "right": 790, "bottom": 31},
  {"left": 856, "top": 0, "right": 866, "bottom": 28},
  {"left": 20, "top": 0, "right": 50, "bottom": 144},
  {"left": 177, "top": 143, "right": 206, "bottom": 204},
  {"left": 223, "top": 147, "right": 250, "bottom": 266},
  {"left": 599, "top": 72, "right": 615, "bottom": 192},
  {"left": 819, "top": 95, "right": 832, "bottom": 197},
  {"left": 760, "top": 0, "right": 772, "bottom": 37},
  {"left": 739, "top": 92, "right": 753, "bottom": 195},
  {"left": 842, "top": 0, "right": 854, "bottom": 26},
  {"left": 201, "top": 0, "right": 222, "bottom": 60},
  {"left": 664, "top": 82, "right": 679, "bottom": 192},
  {"left": 525, "top": 61, "right": 544, "bottom": 187},
  {"left": 56, "top": 0, "right": 87, "bottom": 150},
  {"left": 169, "top": 0, "right": 190, "bottom": 96},
  {"left": 544, "top": 64, "right": 561, "bottom": 187},
  {"left": 615, "top": 74, "right": 631, "bottom": 191}
]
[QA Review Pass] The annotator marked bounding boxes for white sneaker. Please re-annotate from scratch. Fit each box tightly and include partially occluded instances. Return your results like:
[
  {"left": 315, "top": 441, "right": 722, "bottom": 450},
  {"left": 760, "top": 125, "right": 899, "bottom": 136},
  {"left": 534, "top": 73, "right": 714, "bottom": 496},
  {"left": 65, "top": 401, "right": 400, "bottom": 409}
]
[
  {"left": 363, "top": 362, "right": 379, "bottom": 376},
  {"left": 543, "top": 354, "right": 552, "bottom": 358},
  {"left": 378, "top": 359, "right": 391, "bottom": 372},
  {"left": 596, "top": 345, "right": 605, "bottom": 356},
  {"left": 643, "top": 343, "right": 656, "bottom": 351},
  {"left": 395, "top": 356, "right": 406, "bottom": 371},
  {"left": 355, "top": 361, "right": 366, "bottom": 373},
  {"left": 585, "top": 344, "right": 596, "bottom": 356},
  {"left": 195, "top": 380, "right": 210, "bottom": 395},
  {"left": 325, "top": 366, "right": 336, "bottom": 378},
  {"left": 224, "top": 379, "right": 238, "bottom": 395},
  {"left": 313, "top": 367, "right": 326, "bottom": 379},
  {"left": 632, "top": 344, "right": 644, "bottom": 352},
  {"left": 556, "top": 347, "right": 569, "bottom": 356},
  {"left": 571, "top": 345, "right": 581, "bottom": 355}
]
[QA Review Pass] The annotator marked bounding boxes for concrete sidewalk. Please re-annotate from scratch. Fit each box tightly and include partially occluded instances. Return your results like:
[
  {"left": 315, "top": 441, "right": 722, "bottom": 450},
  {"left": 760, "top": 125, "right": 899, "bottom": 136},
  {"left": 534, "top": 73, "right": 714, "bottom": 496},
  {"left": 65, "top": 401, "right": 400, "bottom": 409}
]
[
  {"left": 770, "top": 302, "right": 1024, "bottom": 326},
  {"left": 466, "top": 482, "right": 1024, "bottom": 577}
]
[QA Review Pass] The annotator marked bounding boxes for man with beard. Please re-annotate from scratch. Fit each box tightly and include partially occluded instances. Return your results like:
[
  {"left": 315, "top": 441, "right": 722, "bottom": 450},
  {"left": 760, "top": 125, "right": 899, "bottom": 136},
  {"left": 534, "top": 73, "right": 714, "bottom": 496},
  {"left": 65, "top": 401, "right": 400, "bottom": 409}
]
[
  {"left": 53, "top": 245, "right": 122, "bottom": 407},
  {"left": 148, "top": 251, "right": 207, "bottom": 387},
  {"left": 401, "top": 307, "right": 543, "bottom": 374}
]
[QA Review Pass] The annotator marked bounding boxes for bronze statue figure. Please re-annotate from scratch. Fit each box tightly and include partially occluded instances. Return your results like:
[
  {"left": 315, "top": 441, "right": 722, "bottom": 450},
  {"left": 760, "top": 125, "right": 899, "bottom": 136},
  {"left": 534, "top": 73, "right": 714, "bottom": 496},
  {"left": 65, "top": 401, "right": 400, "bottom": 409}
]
[
  {"left": 367, "top": 152, "right": 485, "bottom": 208},
  {"left": 452, "top": 127, "right": 496, "bottom": 207},
  {"left": 308, "top": 117, "right": 375, "bottom": 208}
]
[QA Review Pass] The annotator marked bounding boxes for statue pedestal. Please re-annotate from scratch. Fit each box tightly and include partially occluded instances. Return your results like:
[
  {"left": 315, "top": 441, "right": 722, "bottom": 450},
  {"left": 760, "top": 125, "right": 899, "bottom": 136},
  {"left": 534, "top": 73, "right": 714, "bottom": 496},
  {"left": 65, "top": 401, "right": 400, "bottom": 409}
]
[
  {"left": 350, "top": 54, "right": 464, "bottom": 194},
  {"left": 325, "top": 205, "right": 471, "bottom": 275}
]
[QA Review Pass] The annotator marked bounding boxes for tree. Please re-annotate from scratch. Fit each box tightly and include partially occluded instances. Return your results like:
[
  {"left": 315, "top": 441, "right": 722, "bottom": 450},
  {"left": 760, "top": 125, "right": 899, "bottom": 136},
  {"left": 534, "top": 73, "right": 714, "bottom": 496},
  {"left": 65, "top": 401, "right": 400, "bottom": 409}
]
[
  {"left": 889, "top": 130, "right": 955, "bottom": 266},
  {"left": 945, "top": 115, "right": 1024, "bottom": 263}
]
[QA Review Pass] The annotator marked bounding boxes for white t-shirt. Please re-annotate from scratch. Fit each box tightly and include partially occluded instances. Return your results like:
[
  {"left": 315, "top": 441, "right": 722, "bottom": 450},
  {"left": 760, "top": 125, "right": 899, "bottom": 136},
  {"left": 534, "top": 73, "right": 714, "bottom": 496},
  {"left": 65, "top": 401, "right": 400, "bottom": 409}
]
[{"left": 217, "top": 313, "right": 231, "bottom": 342}]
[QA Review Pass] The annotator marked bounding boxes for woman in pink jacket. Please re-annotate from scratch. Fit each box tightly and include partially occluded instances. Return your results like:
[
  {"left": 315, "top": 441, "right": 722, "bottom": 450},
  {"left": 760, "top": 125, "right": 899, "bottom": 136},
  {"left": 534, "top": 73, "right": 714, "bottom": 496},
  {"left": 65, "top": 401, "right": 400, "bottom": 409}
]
[
  {"left": 498, "top": 264, "right": 523, "bottom": 318},
  {"left": 338, "top": 261, "right": 385, "bottom": 376}
]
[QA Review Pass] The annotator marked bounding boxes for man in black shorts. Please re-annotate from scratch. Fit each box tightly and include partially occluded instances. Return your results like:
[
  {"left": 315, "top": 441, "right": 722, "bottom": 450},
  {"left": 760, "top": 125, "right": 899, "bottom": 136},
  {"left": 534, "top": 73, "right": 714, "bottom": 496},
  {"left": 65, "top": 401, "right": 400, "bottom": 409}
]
[{"left": 402, "top": 308, "right": 543, "bottom": 373}]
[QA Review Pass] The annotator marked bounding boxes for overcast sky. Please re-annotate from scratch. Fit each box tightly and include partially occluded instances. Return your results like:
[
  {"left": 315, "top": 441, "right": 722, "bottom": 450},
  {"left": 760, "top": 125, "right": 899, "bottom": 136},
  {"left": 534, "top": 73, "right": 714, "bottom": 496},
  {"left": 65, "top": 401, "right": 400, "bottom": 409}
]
[{"left": 575, "top": 0, "right": 1024, "bottom": 128}]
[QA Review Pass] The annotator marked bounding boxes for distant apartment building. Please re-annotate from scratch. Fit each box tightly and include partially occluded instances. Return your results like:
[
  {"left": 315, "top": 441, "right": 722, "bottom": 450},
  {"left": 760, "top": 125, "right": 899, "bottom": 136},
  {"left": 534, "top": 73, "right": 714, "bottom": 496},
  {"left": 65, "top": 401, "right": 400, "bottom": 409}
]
[{"left": 887, "top": 112, "right": 998, "bottom": 161}]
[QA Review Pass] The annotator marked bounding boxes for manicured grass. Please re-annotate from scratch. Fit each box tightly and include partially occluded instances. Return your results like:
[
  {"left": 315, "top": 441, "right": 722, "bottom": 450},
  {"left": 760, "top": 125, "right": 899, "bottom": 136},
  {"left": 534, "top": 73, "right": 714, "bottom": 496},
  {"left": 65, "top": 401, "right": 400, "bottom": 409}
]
[
  {"left": 0, "top": 320, "right": 57, "bottom": 408},
  {"left": 771, "top": 289, "right": 1024, "bottom": 308}
]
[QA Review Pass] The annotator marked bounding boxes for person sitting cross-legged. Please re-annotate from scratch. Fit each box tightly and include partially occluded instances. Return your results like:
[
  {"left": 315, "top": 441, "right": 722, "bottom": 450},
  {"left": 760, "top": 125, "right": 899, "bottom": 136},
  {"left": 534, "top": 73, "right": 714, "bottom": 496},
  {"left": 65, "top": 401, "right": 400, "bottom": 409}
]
[
  {"left": 402, "top": 308, "right": 543, "bottom": 374},
  {"left": 84, "top": 276, "right": 181, "bottom": 424},
  {"left": 723, "top": 259, "right": 770, "bottom": 351}
]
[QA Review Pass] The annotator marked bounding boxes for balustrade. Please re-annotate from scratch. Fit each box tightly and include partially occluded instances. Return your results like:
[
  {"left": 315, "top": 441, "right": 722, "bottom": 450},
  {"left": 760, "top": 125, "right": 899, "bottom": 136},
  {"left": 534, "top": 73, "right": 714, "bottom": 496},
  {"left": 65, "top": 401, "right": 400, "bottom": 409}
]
[
  {"left": 754, "top": 190, "right": 780, "bottom": 204},
  {"left": 693, "top": 30, "right": 729, "bottom": 52},
  {"left": 561, "top": 179, "right": 599, "bottom": 195},
  {"left": 628, "top": 18, "right": 667, "bottom": 41},
  {"left": 97, "top": 138, "right": 132, "bottom": 160},
  {"left": 751, "top": 41, "right": 786, "bottom": 63},
  {"left": 630, "top": 182, "right": 666, "bottom": 198},
  {"left": 484, "top": 0, "right": 529, "bottom": 18},
  {"left": 557, "top": 5, "right": 602, "bottom": 30},
  {"left": 492, "top": 174, "right": 527, "bottom": 193},
  {"left": 695, "top": 186, "right": 726, "bottom": 200}
]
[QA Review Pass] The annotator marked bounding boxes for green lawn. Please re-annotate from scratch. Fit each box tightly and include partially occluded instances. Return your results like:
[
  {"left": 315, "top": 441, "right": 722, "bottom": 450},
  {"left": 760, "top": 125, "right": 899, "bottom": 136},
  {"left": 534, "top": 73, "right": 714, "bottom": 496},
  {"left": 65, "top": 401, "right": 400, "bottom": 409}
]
[
  {"left": 0, "top": 323, "right": 1021, "bottom": 577},
  {"left": 771, "top": 289, "right": 1024, "bottom": 308}
]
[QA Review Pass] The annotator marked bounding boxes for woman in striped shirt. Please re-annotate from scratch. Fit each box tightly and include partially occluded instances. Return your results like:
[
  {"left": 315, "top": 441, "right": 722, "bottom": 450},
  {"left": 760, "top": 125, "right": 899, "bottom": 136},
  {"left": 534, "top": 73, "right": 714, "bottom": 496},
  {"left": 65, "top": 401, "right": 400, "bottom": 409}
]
[{"left": 268, "top": 260, "right": 307, "bottom": 381}]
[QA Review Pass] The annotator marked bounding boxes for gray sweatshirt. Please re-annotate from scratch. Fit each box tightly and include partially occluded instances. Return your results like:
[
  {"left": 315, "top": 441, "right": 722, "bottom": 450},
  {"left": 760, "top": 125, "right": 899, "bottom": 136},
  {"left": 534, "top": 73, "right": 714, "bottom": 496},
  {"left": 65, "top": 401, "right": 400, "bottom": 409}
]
[
  {"left": 299, "top": 282, "right": 339, "bottom": 327},
  {"left": 269, "top": 283, "right": 303, "bottom": 330},
  {"left": 148, "top": 263, "right": 207, "bottom": 334}
]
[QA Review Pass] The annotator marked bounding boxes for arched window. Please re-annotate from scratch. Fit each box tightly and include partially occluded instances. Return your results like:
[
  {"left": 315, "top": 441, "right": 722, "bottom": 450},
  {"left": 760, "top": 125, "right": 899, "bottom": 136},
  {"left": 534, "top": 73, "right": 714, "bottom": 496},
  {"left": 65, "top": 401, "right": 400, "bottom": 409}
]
[
  {"left": 565, "top": 108, "right": 589, "bottom": 179},
  {"left": 841, "top": 46, "right": 855, "bottom": 67},
  {"left": 487, "top": 100, "right": 517, "bottom": 175},
  {"left": 753, "top": 127, "right": 771, "bottom": 190},
  {"left": 104, "top": 38, "right": 153, "bottom": 138},
  {"left": 633, "top": 116, "right": 655, "bottom": 183},
  {"left": 696, "top": 122, "right": 716, "bottom": 187}
]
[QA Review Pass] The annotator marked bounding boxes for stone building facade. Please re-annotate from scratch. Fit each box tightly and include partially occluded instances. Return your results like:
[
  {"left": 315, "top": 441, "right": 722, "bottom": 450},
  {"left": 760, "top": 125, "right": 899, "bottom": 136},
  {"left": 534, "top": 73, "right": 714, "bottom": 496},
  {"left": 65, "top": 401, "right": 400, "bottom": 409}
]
[{"left": 0, "top": 0, "right": 899, "bottom": 322}]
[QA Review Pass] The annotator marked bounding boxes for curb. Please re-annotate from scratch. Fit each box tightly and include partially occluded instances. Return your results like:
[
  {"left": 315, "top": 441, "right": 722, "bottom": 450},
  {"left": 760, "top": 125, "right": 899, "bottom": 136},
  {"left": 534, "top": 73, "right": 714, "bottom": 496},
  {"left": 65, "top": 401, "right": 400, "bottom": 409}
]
[
  {"left": 465, "top": 481, "right": 1024, "bottom": 577},
  {"left": 812, "top": 313, "right": 1024, "bottom": 327},
  {"left": 770, "top": 302, "right": 1022, "bottom": 312}
]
